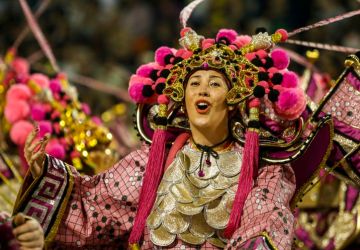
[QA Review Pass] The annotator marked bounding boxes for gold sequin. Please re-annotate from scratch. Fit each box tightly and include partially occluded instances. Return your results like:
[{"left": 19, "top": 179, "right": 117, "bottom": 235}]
[
  {"left": 147, "top": 143, "right": 242, "bottom": 247},
  {"left": 163, "top": 211, "right": 190, "bottom": 234},
  {"left": 189, "top": 213, "right": 215, "bottom": 238},
  {"left": 205, "top": 196, "right": 230, "bottom": 229},
  {"left": 179, "top": 231, "right": 206, "bottom": 245},
  {"left": 149, "top": 226, "right": 177, "bottom": 247},
  {"left": 147, "top": 209, "right": 163, "bottom": 229}
]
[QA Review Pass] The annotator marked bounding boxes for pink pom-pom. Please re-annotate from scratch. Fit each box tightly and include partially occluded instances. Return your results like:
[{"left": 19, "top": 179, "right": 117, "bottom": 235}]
[
  {"left": 11, "top": 57, "right": 29, "bottom": 76},
  {"left": 216, "top": 29, "right": 238, "bottom": 44},
  {"left": 155, "top": 46, "right": 173, "bottom": 66},
  {"left": 129, "top": 83, "right": 145, "bottom": 103},
  {"left": 6, "top": 84, "right": 32, "bottom": 101},
  {"left": 201, "top": 38, "right": 215, "bottom": 50},
  {"left": 273, "top": 85, "right": 283, "bottom": 91},
  {"left": 277, "top": 90, "right": 297, "bottom": 110},
  {"left": 275, "top": 88, "right": 306, "bottom": 120},
  {"left": 275, "top": 29, "right": 288, "bottom": 42},
  {"left": 281, "top": 71, "right": 298, "bottom": 88},
  {"left": 53, "top": 123, "right": 61, "bottom": 134},
  {"left": 31, "top": 104, "right": 47, "bottom": 121},
  {"left": 10, "top": 120, "right": 34, "bottom": 145},
  {"left": 91, "top": 116, "right": 102, "bottom": 125},
  {"left": 155, "top": 77, "right": 166, "bottom": 85},
  {"left": 245, "top": 52, "right": 256, "bottom": 61},
  {"left": 129, "top": 74, "right": 153, "bottom": 87},
  {"left": 271, "top": 49, "right": 290, "bottom": 70},
  {"left": 267, "top": 67, "right": 279, "bottom": 74},
  {"left": 157, "top": 94, "right": 169, "bottom": 105},
  {"left": 82, "top": 103, "right": 91, "bottom": 115},
  {"left": 233, "top": 35, "right": 252, "bottom": 48},
  {"left": 175, "top": 49, "right": 193, "bottom": 59},
  {"left": 136, "top": 63, "right": 157, "bottom": 77},
  {"left": 38, "top": 120, "right": 53, "bottom": 137},
  {"left": 51, "top": 110, "right": 60, "bottom": 120},
  {"left": 49, "top": 79, "right": 62, "bottom": 93},
  {"left": 248, "top": 98, "right": 260, "bottom": 108},
  {"left": 30, "top": 73, "right": 50, "bottom": 89},
  {"left": 229, "top": 45, "right": 238, "bottom": 51},
  {"left": 256, "top": 50, "right": 268, "bottom": 59},
  {"left": 4, "top": 100, "right": 30, "bottom": 124},
  {"left": 46, "top": 139, "right": 66, "bottom": 160},
  {"left": 257, "top": 81, "right": 269, "bottom": 89}
]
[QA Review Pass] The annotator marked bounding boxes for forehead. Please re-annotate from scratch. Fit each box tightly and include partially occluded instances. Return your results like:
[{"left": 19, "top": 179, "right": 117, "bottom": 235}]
[{"left": 188, "top": 69, "right": 226, "bottom": 80}]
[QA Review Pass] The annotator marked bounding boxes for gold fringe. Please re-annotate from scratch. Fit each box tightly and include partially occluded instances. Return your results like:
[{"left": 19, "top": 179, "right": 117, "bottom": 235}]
[{"left": 260, "top": 231, "right": 278, "bottom": 250}]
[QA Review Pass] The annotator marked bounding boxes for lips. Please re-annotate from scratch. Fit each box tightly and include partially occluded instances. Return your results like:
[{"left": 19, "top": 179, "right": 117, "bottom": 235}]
[{"left": 195, "top": 100, "right": 211, "bottom": 114}]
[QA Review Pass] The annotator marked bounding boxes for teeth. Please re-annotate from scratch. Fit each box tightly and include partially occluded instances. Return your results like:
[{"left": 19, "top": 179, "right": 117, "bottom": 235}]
[{"left": 197, "top": 102, "right": 208, "bottom": 110}]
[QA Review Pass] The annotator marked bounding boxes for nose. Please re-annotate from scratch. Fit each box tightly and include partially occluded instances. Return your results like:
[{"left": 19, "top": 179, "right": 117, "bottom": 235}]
[
  {"left": 199, "top": 91, "right": 210, "bottom": 97},
  {"left": 198, "top": 81, "right": 210, "bottom": 97}
]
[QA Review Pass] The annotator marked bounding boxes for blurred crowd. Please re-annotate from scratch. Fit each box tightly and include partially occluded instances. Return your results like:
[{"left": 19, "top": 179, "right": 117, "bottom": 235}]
[{"left": 0, "top": 0, "right": 359, "bottom": 114}]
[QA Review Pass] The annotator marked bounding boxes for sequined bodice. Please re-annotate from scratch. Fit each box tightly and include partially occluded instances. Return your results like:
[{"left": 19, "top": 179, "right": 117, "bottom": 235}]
[{"left": 147, "top": 143, "right": 242, "bottom": 248}]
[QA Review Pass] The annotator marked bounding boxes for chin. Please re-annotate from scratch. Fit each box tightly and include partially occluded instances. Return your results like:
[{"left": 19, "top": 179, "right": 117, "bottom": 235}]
[{"left": 190, "top": 118, "right": 216, "bottom": 130}]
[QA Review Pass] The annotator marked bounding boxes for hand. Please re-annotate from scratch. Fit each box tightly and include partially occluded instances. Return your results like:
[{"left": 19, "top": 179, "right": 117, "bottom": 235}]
[
  {"left": 24, "top": 126, "right": 50, "bottom": 179},
  {"left": 12, "top": 213, "right": 44, "bottom": 250}
]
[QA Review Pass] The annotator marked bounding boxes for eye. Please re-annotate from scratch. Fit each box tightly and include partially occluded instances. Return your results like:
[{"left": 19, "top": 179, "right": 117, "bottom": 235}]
[
  {"left": 189, "top": 81, "right": 200, "bottom": 86},
  {"left": 209, "top": 81, "right": 221, "bottom": 87}
]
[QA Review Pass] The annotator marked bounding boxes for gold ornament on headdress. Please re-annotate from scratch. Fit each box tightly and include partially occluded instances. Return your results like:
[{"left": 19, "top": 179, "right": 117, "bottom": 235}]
[{"left": 164, "top": 29, "right": 262, "bottom": 106}]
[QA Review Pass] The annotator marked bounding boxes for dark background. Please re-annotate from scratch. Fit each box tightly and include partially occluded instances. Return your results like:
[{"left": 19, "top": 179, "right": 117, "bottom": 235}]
[{"left": 0, "top": 0, "right": 359, "bottom": 114}]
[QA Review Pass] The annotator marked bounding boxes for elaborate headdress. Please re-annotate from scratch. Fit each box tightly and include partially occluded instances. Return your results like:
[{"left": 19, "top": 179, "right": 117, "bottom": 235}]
[{"left": 127, "top": 1, "right": 307, "bottom": 246}]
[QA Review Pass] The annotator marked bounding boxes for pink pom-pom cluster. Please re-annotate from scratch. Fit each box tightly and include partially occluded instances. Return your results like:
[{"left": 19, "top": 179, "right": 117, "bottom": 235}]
[
  {"left": 128, "top": 28, "right": 304, "bottom": 120},
  {"left": 4, "top": 73, "right": 70, "bottom": 159},
  {"left": 2, "top": 52, "right": 103, "bottom": 164},
  {"left": 244, "top": 47, "right": 305, "bottom": 120},
  {"left": 128, "top": 29, "right": 253, "bottom": 104},
  {"left": 128, "top": 45, "right": 195, "bottom": 104}
]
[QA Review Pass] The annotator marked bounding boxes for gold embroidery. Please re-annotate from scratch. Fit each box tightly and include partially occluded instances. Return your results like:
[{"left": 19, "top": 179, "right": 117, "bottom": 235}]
[{"left": 147, "top": 143, "right": 242, "bottom": 247}]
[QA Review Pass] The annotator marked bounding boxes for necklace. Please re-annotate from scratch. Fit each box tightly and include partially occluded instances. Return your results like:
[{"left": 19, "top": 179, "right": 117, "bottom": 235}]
[{"left": 191, "top": 136, "right": 231, "bottom": 177}]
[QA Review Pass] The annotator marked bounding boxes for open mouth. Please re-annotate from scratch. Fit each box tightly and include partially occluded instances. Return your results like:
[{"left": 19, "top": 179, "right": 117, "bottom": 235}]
[{"left": 195, "top": 100, "right": 211, "bottom": 114}]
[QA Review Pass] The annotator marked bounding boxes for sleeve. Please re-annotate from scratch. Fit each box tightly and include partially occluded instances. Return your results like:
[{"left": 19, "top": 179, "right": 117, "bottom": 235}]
[
  {"left": 13, "top": 148, "right": 149, "bottom": 249},
  {"left": 226, "top": 164, "right": 296, "bottom": 250}
]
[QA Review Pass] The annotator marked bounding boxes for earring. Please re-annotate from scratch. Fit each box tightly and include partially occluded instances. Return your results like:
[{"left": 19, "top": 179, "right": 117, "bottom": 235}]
[{"left": 180, "top": 105, "right": 186, "bottom": 113}]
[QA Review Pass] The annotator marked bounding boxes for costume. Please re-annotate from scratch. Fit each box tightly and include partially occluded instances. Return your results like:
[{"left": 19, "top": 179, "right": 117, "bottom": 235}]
[
  {"left": 13, "top": 26, "right": 305, "bottom": 250},
  {"left": 14, "top": 142, "right": 296, "bottom": 249},
  {"left": 12, "top": 1, "right": 359, "bottom": 249}
]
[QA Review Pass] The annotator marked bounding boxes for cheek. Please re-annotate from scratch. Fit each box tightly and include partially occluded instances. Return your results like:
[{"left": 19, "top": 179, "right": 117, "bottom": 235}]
[{"left": 213, "top": 90, "right": 228, "bottom": 106}]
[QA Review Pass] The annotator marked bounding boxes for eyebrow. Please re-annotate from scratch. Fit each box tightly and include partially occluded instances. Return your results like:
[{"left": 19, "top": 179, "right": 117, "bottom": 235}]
[
  {"left": 209, "top": 75, "right": 222, "bottom": 79},
  {"left": 189, "top": 75, "right": 223, "bottom": 79}
]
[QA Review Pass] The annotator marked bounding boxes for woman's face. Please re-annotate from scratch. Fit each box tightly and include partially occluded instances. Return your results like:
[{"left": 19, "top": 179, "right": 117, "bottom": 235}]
[{"left": 185, "top": 70, "right": 230, "bottom": 132}]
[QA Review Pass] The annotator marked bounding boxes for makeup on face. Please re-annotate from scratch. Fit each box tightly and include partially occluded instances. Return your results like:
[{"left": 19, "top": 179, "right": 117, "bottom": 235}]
[{"left": 185, "top": 70, "right": 230, "bottom": 130}]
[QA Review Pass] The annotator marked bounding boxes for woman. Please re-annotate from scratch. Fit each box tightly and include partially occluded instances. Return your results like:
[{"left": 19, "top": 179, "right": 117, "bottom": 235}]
[{"left": 16, "top": 26, "right": 306, "bottom": 249}]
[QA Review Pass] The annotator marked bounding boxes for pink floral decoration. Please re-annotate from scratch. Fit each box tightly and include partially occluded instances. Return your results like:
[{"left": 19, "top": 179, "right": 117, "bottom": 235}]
[{"left": 10, "top": 120, "right": 34, "bottom": 145}]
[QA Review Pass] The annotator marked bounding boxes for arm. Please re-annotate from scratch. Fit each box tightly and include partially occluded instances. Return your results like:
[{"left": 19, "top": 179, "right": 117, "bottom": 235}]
[
  {"left": 226, "top": 164, "right": 296, "bottom": 250},
  {"left": 15, "top": 145, "right": 149, "bottom": 248},
  {"left": 53, "top": 149, "right": 148, "bottom": 248}
]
